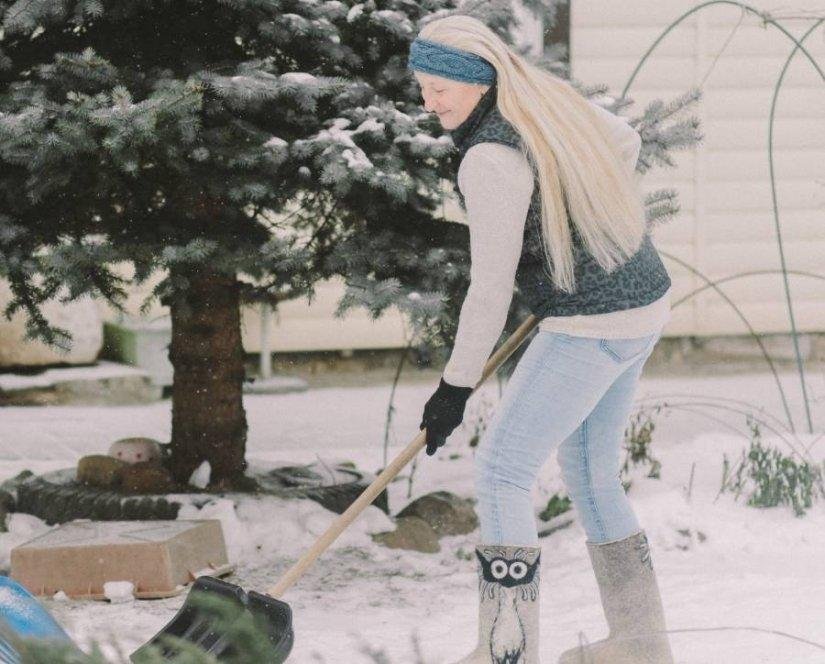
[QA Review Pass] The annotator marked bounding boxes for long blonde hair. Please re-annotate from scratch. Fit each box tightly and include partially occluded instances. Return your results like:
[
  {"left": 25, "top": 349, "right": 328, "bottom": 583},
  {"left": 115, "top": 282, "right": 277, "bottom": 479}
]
[{"left": 417, "top": 15, "right": 647, "bottom": 294}]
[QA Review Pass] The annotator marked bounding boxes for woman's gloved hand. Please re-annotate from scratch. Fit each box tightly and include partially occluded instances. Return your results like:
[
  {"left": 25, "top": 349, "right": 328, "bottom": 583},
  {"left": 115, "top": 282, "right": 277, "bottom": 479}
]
[{"left": 419, "top": 377, "right": 474, "bottom": 456}]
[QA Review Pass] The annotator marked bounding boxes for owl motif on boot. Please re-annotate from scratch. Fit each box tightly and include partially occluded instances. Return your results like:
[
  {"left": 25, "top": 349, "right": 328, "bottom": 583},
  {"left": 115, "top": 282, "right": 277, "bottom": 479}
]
[{"left": 476, "top": 546, "right": 541, "bottom": 663}]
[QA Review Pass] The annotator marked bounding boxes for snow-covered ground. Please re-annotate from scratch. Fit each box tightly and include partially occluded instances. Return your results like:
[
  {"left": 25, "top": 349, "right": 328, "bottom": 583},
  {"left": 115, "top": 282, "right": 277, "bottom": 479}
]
[{"left": 1, "top": 365, "right": 825, "bottom": 663}]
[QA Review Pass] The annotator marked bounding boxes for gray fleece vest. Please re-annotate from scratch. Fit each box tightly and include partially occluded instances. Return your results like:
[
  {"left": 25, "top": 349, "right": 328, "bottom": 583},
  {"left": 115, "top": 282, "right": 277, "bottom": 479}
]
[{"left": 448, "top": 84, "right": 671, "bottom": 318}]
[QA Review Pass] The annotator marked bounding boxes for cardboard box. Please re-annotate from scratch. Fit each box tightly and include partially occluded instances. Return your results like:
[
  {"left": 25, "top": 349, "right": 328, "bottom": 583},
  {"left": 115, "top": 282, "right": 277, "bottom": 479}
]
[{"left": 11, "top": 520, "right": 232, "bottom": 599}]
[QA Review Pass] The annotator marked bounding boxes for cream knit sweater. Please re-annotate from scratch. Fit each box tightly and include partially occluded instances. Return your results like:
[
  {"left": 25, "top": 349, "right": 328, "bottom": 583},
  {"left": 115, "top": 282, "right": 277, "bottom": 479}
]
[{"left": 442, "top": 100, "right": 672, "bottom": 388}]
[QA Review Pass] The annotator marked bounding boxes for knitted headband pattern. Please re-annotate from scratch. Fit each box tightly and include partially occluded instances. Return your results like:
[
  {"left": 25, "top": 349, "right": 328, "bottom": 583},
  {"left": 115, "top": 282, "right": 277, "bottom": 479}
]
[{"left": 407, "top": 37, "right": 496, "bottom": 85}]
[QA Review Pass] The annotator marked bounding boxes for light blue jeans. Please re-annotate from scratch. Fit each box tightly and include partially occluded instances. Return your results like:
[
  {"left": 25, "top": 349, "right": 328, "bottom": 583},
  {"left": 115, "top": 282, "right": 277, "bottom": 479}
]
[{"left": 475, "top": 328, "right": 663, "bottom": 546}]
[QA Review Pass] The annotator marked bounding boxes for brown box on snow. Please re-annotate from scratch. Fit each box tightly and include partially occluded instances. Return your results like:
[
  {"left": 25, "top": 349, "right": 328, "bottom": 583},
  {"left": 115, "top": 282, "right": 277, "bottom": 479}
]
[{"left": 10, "top": 520, "right": 233, "bottom": 599}]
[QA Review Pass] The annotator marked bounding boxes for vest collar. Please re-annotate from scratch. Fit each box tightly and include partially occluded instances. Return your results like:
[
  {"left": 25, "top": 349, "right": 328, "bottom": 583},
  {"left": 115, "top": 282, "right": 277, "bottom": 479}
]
[{"left": 448, "top": 83, "right": 498, "bottom": 153}]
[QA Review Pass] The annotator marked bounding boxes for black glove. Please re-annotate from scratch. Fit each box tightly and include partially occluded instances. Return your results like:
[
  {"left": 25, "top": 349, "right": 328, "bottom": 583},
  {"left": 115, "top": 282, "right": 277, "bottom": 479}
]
[{"left": 419, "top": 377, "right": 474, "bottom": 456}]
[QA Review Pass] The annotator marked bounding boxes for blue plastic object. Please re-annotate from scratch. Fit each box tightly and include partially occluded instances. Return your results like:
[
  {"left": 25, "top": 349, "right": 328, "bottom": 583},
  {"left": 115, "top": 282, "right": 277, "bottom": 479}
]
[{"left": 0, "top": 575, "right": 79, "bottom": 663}]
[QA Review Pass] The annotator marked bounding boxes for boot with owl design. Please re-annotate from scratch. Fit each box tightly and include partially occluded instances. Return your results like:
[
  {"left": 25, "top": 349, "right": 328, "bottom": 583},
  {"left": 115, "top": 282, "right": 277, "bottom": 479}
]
[
  {"left": 557, "top": 530, "right": 674, "bottom": 664},
  {"left": 452, "top": 544, "right": 542, "bottom": 664}
]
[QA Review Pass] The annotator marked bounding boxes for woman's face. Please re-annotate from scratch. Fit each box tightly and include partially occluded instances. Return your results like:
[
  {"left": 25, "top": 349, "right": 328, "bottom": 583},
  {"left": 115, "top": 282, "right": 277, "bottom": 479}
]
[{"left": 413, "top": 71, "right": 490, "bottom": 130}]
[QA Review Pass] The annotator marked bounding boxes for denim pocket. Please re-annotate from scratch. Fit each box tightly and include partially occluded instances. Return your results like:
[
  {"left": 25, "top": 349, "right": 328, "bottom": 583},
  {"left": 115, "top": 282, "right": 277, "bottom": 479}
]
[{"left": 598, "top": 334, "right": 657, "bottom": 364}]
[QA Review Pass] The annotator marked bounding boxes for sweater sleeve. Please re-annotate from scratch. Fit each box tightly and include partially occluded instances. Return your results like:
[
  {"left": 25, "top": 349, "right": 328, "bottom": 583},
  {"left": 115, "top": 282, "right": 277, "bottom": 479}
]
[
  {"left": 587, "top": 99, "right": 642, "bottom": 171},
  {"left": 441, "top": 142, "right": 534, "bottom": 388}
]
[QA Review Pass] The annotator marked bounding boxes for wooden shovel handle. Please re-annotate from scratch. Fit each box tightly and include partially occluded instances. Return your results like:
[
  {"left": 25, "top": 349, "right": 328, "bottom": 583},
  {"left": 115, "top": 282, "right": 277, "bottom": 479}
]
[{"left": 267, "top": 314, "right": 540, "bottom": 599}]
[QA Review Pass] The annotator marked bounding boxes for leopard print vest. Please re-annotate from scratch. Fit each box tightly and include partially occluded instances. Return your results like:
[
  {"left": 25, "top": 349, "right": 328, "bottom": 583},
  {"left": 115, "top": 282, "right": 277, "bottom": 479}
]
[{"left": 447, "top": 83, "right": 672, "bottom": 318}]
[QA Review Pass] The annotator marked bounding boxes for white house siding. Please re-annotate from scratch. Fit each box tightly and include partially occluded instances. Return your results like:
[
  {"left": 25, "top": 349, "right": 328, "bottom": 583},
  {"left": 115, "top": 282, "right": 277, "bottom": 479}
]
[
  {"left": 92, "top": 2, "right": 825, "bottom": 355},
  {"left": 258, "top": 0, "right": 825, "bottom": 351},
  {"left": 571, "top": 0, "right": 825, "bottom": 336},
  {"left": 92, "top": 269, "right": 411, "bottom": 354},
  {"left": 239, "top": 282, "right": 409, "bottom": 353}
]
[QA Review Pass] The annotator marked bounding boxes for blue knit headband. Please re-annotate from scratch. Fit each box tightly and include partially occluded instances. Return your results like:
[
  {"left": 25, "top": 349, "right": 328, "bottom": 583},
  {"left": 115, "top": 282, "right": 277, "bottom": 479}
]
[{"left": 407, "top": 37, "right": 496, "bottom": 85}]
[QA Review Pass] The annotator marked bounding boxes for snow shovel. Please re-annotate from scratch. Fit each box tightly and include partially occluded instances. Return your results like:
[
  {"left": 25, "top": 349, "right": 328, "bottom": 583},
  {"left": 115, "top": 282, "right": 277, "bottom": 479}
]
[
  {"left": 0, "top": 575, "right": 85, "bottom": 663},
  {"left": 132, "top": 314, "right": 541, "bottom": 663}
]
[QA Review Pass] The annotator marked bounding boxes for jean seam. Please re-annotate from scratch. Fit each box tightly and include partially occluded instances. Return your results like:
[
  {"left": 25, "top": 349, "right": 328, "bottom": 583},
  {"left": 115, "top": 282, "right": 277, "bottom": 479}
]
[
  {"left": 491, "top": 440, "right": 503, "bottom": 543},
  {"left": 486, "top": 339, "right": 549, "bottom": 544},
  {"left": 580, "top": 416, "right": 608, "bottom": 541},
  {"left": 598, "top": 338, "right": 624, "bottom": 363},
  {"left": 599, "top": 335, "right": 656, "bottom": 364},
  {"left": 496, "top": 476, "right": 532, "bottom": 493}
]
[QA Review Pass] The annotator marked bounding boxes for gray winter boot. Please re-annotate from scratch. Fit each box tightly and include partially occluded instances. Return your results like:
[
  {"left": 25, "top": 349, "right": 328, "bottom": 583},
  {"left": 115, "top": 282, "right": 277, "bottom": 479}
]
[
  {"left": 452, "top": 544, "right": 542, "bottom": 663},
  {"left": 557, "top": 530, "right": 674, "bottom": 664}
]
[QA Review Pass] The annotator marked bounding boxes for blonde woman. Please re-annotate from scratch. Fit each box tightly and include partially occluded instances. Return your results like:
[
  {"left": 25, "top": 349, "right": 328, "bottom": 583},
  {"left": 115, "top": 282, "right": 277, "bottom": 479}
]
[{"left": 410, "top": 14, "right": 676, "bottom": 664}]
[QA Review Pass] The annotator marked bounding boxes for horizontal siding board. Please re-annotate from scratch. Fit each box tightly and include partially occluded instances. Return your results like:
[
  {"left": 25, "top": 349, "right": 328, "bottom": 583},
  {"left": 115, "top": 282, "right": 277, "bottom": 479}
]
[
  {"left": 703, "top": 150, "right": 825, "bottom": 180},
  {"left": 573, "top": 2, "right": 701, "bottom": 28},
  {"left": 574, "top": 1, "right": 825, "bottom": 29},
  {"left": 703, "top": 210, "right": 825, "bottom": 242},
  {"left": 574, "top": 55, "right": 825, "bottom": 89},
  {"left": 621, "top": 88, "right": 825, "bottom": 119},
  {"left": 703, "top": 239, "right": 825, "bottom": 273},
  {"left": 574, "top": 24, "right": 825, "bottom": 57},
  {"left": 704, "top": 88, "right": 825, "bottom": 119},
  {"left": 702, "top": 1, "right": 825, "bottom": 27},
  {"left": 655, "top": 244, "right": 699, "bottom": 284},
  {"left": 641, "top": 153, "right": 824, "bottom": 187},
  {"left": 683, "top": 276, "right": 825, "bottom": 306},
  {"left": 655, "top": 242, "right": 697, "bottom": 267},
  {"left": 652, "top": 220, "right": 697, "bottom": 244},
  {"left": 693, "top": 301, "right": 825, "bottom": 335},
  {"left": 573, "top": 58, "right": 699, "bottom": 89},
  {"left": 241, "top": 299, "right": 407, "bottom": 353},
  {"left": 574, "top": 28, "right": 695, "bottom": 57},
  {"left": 643, "top": 169, "right": 697, "bottom": 187},
  {"left": 573, "top": 1, "right": 825, "bottom": 335},
  {"left": 703, "top": 180, "right": 821, "bottom": 211},
  {"left": 703, "top": 118, "right": 825, "bottom": 149}
]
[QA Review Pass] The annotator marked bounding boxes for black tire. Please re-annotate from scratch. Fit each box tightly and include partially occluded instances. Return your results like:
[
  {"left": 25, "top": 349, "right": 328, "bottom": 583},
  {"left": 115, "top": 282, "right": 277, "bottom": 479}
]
[{"left": 15, "top": 475, "right": 181, "bottom": 525}]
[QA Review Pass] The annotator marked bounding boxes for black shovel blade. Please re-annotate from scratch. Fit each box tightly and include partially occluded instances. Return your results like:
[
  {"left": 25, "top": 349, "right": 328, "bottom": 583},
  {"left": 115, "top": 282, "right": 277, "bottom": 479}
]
[
  {"left": 247, "top": 591, "right": 294, "bottom": 656},
  {"left": 131, "top": 576, "right": 294, "bottom": 663}
]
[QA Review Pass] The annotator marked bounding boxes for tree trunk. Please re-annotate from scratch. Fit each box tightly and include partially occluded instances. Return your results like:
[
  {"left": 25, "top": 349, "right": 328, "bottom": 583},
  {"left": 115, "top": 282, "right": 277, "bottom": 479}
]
[{"left": 168, "top": 266, "right": 248, "bottom": 488}]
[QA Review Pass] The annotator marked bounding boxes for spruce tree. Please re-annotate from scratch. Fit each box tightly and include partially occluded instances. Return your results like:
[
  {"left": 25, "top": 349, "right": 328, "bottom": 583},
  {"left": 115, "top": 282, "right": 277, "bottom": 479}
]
[{"left": 0, "top": 0, "right": 700, "bottom": 488}]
